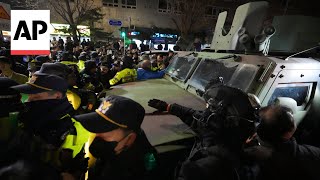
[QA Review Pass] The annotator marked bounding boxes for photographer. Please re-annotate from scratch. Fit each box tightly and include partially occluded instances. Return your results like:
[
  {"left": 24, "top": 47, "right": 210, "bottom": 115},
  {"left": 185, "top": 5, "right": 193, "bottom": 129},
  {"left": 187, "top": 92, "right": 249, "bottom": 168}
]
[{"left": 148, "top": 82, "right": 257, "bottom": 180}]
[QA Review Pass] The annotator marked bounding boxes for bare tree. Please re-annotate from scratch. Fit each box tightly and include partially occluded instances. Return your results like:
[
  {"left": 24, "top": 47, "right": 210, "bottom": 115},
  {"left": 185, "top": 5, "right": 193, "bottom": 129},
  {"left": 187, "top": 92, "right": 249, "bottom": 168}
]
[
  {"left": 49, "top": 0, "right": 103, "bottom": 44},
  {"left": 169, "top": 0, "right": 216, "bottom": 50},
  {"left": 6, "top": 0, "right": 48, "bottom": 10}
]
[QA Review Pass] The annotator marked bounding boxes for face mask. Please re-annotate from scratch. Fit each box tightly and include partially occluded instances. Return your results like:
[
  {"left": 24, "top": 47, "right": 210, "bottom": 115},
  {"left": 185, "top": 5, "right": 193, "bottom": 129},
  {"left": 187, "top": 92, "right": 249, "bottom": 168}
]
[
  {"left": 89, "top": 138, "right": 118, "bottom": 160},
  {"left": 89, "top": 133, "right": 130, "bottom": 160}
]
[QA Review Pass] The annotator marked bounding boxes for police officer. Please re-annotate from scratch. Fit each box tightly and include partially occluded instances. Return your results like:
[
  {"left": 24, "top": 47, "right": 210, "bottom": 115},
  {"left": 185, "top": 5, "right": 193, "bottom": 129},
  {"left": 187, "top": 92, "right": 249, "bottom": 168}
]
[
  {"left": 60, "top": 52, "right": 78, "bottom": 67},
  {"left": 109, "top": 56, "right": 137, "bottom": 87},
  {"left": 77, "top": 52, "right": 87, "bottom": 72},
  {"left": 38, "top": 62, "right": 98, "bottom": 114},
  {"left": 27, "top": 55, "right": 50, "bottom": 78},
  {"left": 0, "top": 78, "right": 25, "bottom": 166},
  {"left": 80, "top": 60, "right": 103, "bottom": 93},
  {"left": 11, "top": 71, "right": 90, "bottom": 179},
  {"left": 148, "top": 83, "right": 257, "bottom": 180},
  {"left": 74, "top": 95, "right": 157, "bottom": 180}
]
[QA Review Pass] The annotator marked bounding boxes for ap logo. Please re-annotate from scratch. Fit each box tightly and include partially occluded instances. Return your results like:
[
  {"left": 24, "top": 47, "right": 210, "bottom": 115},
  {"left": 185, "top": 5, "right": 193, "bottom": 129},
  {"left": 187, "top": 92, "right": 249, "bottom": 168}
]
[{"left": 11, "top": 10, "right": 50, "bottom": 55}]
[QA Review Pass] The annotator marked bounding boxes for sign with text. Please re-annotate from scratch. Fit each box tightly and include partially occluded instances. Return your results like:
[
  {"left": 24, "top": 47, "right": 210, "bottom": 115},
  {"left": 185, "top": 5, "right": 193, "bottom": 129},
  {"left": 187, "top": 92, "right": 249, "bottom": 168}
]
[
  {"left": 109, "top": 19, "right": 122, "bottom": 26},
  {"left": 0, "top": 2, "right": 10, "bottom": 31},
  {"left": 11, "top": 10, "right": 50, "bottom": 55}
]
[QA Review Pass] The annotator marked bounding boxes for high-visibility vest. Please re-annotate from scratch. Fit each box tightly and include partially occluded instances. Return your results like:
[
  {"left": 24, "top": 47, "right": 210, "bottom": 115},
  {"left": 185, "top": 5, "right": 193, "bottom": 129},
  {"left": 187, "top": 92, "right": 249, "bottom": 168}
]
[
  {"left": 61, "top": 115, "right": 90, "bottom": 158},
  {"left": 24, "top": 115, "right": 90, "bottom": 168},
  {"left": 77, "top": 60, "right": 86, "bottom": 72},
  {"left": 109, "top": 68, "right": 137, "bottom": 86},
  {"left": 66, "top": 89, "right": 81, "bottom": 110}
]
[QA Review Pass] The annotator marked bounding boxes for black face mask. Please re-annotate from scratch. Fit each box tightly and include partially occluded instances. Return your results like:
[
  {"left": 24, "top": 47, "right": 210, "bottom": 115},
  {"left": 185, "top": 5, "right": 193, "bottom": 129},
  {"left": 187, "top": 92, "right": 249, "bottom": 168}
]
[
  {"left": 89, "top": 138, "right": 118, "bottom": 160},
  {"left": 89, "top": 133, "right": 130, "bottom": 160}
]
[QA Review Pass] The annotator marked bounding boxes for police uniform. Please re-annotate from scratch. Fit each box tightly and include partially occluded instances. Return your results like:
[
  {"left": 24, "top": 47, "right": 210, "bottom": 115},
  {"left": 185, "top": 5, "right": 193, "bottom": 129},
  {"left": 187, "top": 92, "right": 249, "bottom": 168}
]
[
  {"left": 80, "top": 60, "right": 103, "bottom": 93},
  {"left": 67, "top": 89, "right": 82, "bottom": 110},
  {"left": 36, "top": 62, "right": 98, "bottom": 114},
  {"left": 11, "top": 73, "right": 90, "bottom": 177},
  {"left": 0, "top": 78, "right": 25, "bottom": 166},
  {"left": 109, "top": 68, "right": 137, "bottom": 86},
  {"left": 109, "top": 56, "right": 137, "bottom": 86},
  {"left": 75, "top": 95, "right": 158, "bottom": 180}
]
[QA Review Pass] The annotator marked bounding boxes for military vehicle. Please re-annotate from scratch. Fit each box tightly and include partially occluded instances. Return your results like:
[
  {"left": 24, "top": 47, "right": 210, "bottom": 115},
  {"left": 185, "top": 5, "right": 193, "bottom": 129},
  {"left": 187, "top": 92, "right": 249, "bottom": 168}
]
[{"left": 105, "top": 1, "right": 320, "bottom": 178}]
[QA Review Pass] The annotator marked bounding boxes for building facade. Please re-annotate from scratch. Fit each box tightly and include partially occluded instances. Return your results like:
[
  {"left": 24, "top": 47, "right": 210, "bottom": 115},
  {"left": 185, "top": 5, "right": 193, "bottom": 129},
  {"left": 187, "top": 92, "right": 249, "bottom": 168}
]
[{"left": 4, "top": 0, "right": 319, "bottom": 41}]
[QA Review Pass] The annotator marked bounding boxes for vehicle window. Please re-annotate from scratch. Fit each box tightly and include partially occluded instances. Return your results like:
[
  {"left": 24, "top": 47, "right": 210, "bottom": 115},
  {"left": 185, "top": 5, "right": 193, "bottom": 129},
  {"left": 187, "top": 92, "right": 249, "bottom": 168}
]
[
  {"left": 268, "top": 86, "right": 310, "bottom": 106},
  {"left": 166, "top": 54, "right": 197, "bottom": 81},
  {"left": 226, "top": 64, "right": 259, "bottom": 91},
  {"left": 188, "top": 58, "right": 238, "bottom": 91}
]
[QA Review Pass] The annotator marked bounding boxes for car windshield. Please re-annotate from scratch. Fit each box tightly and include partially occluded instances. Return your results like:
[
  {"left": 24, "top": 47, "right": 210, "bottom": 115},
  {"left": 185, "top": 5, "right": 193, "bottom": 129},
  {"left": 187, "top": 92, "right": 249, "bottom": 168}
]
[
  {"left": 188, "top": 58, "right": 259, "bottom": 91},
  {"left": 166, "top": 54, "right": 197, "bottom": 81}
]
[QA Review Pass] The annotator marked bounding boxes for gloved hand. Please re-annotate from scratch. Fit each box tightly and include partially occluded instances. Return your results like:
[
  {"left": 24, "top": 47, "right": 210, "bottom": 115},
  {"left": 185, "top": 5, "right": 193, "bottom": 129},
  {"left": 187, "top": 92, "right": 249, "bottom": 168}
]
[{"left": 148, "top": 99, "right": 168, "bottom": 111}]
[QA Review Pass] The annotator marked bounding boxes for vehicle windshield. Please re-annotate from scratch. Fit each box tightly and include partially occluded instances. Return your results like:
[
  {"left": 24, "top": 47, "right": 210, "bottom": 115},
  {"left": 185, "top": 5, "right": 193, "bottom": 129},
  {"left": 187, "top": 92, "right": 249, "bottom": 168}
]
[
  {"left": 188, "top": 58, "right": 259, "bottom": 92},
  {"left": 166, "top": 54, "right": 197, "bottom": 81}
]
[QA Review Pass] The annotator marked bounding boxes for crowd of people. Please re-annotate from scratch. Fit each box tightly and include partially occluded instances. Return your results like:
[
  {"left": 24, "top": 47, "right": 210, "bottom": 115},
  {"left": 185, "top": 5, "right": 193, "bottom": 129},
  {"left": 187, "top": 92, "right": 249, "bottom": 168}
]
[{"left": 0, "top": 37, "right": 319, "bottom": 180}]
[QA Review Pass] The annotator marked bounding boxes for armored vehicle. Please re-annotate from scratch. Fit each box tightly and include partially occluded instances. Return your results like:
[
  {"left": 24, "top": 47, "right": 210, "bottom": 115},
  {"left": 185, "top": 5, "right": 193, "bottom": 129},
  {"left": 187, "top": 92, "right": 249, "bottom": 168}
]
[{"left": 105, "top": 1, "right": 320, "bottom": 178}]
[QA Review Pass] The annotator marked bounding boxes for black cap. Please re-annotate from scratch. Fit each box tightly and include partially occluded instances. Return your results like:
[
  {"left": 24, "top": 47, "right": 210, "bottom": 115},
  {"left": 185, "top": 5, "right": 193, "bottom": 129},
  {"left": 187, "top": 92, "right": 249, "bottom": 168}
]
[
  {"left": 85, "top": 60, "right": 96, "bottom": 70},
  {"left": 75, "top": 95, "right": 145, "bottom": 133},
  {"left": 27, "top": 61, "right": 42, "bottom": 72},
  {"left": 122, "top": 56, "right": 133, "bottom": 69},
  {"left": 35, "top": 55, "right": 50, "bottom": 63},
  {"left": 0, "top": 56, "right": 11, "bottom": 64},
  {"left": 60, "top": 52, "right": 73, "bottom": 61},
  {"left": 11, "top": 74, "right": 68, "bottom": 94},
  {"left": 91, "top": 51, "right": 98, "bottom": 58},
  {"left": 0, "top": 77, "right": 19, "bottom": 95},
  {"left": 78, "top": 55, "right": 86, "bottom": 61},
  {"left": 34, "top": 62, "right": 71, "bottom": 79},
  {"left": 27, "top": 56, "right": 50, "bottom": 71},
  {"left": 0, "top": 49, "right": 10, "bottom": 58},
  {"left": 0, "top": 77, "right": 23, "bottom": 116},
  {"left": 101, "top": 60, "right": 112, "bottom": 69}
]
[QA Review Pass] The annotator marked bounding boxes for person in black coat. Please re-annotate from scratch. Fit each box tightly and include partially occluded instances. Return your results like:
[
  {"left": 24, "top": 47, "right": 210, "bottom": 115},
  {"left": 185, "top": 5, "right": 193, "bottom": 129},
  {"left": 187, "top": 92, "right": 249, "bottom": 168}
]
[
  {"left": 245, "top": 105, "right": 320, "bottom": 180},
  {"left": 148, "top": 81, "right": 257, "bottom": 180}
]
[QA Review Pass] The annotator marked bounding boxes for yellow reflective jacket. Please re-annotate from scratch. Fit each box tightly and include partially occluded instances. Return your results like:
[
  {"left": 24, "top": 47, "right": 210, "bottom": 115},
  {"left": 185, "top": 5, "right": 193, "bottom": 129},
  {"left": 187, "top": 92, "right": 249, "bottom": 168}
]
[
  {"left": 21, "top": 115, "right": 90, "bottom": 168},
  {"left": 77, "top": 60, "right": 85, "bottom": 72},
  {"left": 61, "top": 61, "right": 80, "bottom": 72},
  {"left": 61, "top": 116, "right": 90, "bottom": 158},
  {"left": 66, "top": 89, "right": 81, "bottom": 110},
  {"left": 109, "top": 68, "right": 137, "bottom": 86}
]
